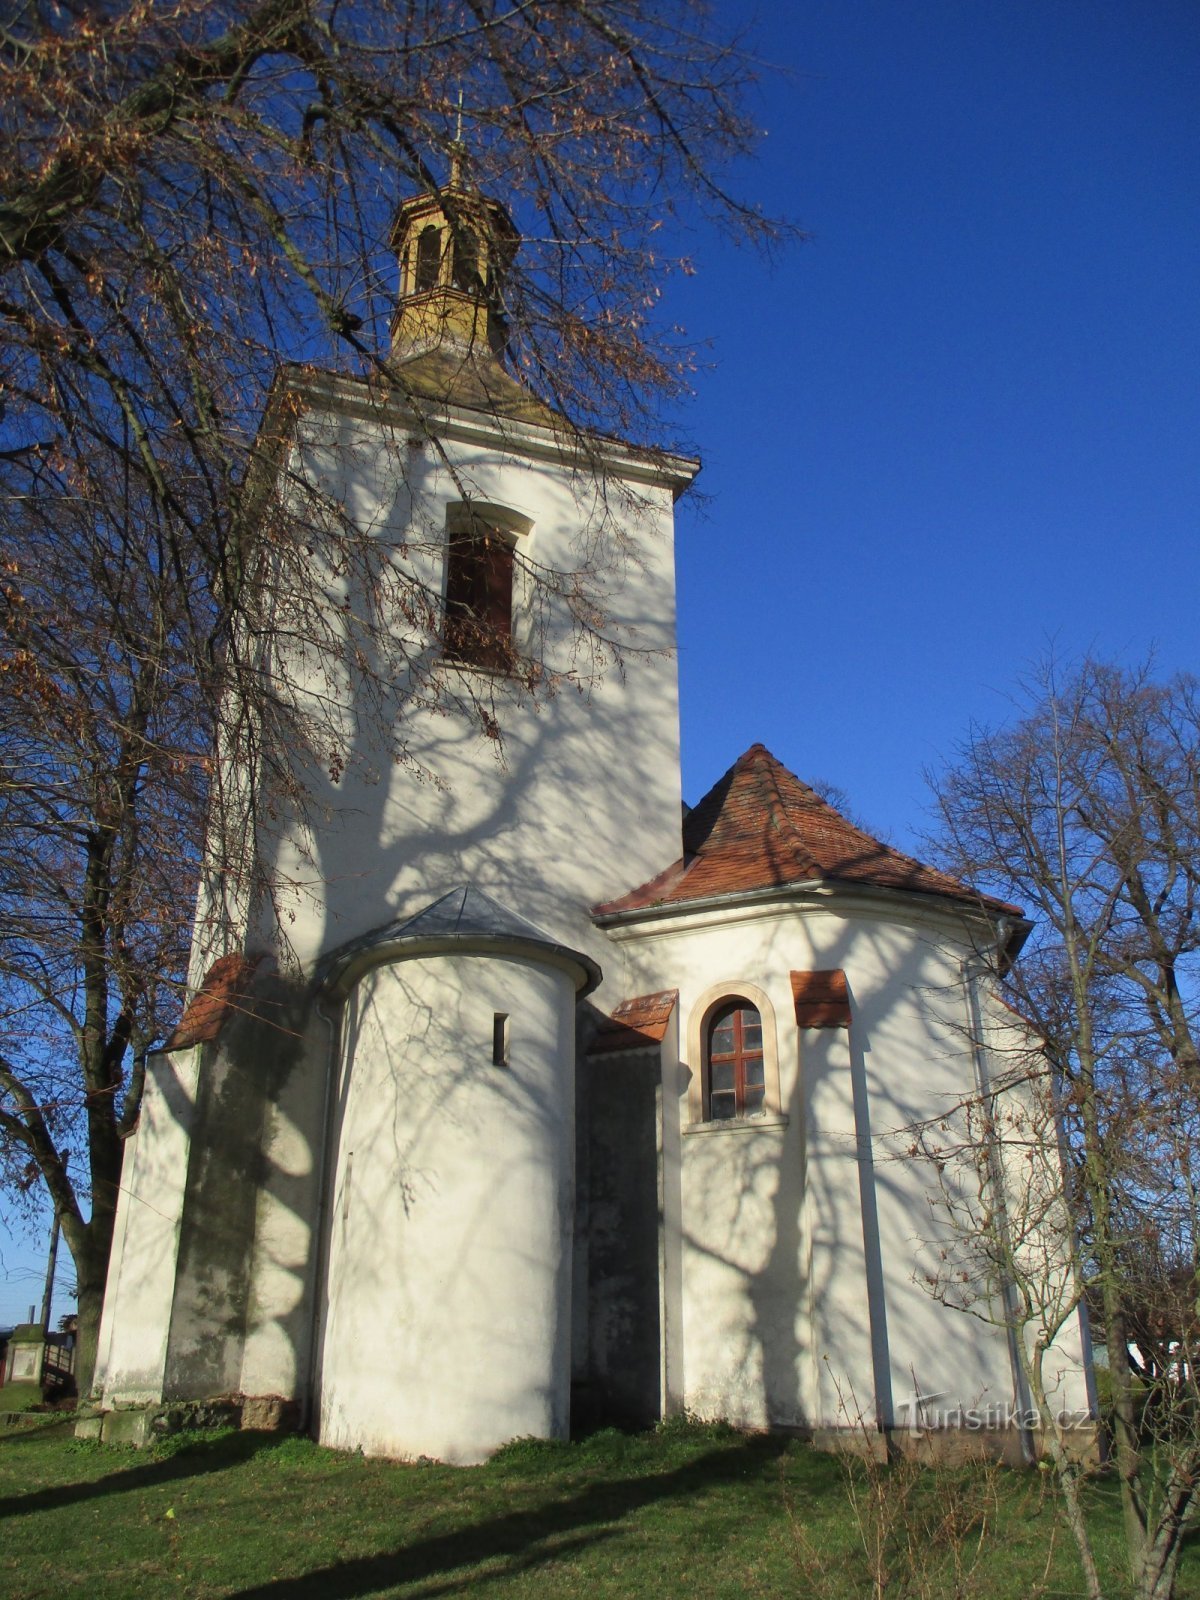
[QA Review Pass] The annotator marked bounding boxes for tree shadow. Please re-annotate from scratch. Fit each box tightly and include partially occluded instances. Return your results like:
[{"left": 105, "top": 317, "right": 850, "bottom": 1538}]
[
  {"left": 223, "top": 1433, "right": 795, "bottom": 1600},
  {"left": 98, "top": 441, "right": 687, "bottom": 1448},
  {"left": 0, "top": 1427, "right": 288, "bottom": 1517}
]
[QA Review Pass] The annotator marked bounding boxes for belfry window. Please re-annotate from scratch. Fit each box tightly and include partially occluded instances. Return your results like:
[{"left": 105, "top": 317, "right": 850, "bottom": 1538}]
[
  {"left": 414, "top": 225, "right": 441, "bottom": 292},
  {"left": 706, "top": 1000, "right": 765, "bottom": 1120},
  {"left": 452, "top": 232, "right": 480, "bottom": 292},
  {"left": 444, "top": 524, "right": 515, "bottom": 671}
]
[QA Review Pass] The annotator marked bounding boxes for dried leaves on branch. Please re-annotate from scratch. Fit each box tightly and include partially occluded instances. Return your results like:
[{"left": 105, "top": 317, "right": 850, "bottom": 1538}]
[
  {"left": 0, "top": 0, "right": 786, "bottom": 1381},
  {"left": 928, "top": 660, "right": 1200, "bottom": 1600}
]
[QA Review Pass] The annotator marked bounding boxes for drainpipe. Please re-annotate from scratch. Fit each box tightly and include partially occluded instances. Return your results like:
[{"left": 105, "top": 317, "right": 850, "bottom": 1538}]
[{"left": 961, "top": 942, "right": 1038, "bottom": 1464}]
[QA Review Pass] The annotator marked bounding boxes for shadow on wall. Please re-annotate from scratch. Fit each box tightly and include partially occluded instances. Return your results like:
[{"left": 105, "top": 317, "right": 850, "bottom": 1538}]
[
  {"left": 161, "top": 970, "right": 318, "bottom": 1404},
  {"left": 671, "top": 915, "right": 881, "bottom": 1436},
  {"left": 118, "top": 443, "right": 684, "bottom": 1426},
  {"left": 576, "top": 1028, "right": 663, "bottom": 1428},
  {"left": 667, "top": 913, "right": 1004, "bottom": 1440},
  {"left": 256, "top": 431, "right": 683, "bottom": 971}
]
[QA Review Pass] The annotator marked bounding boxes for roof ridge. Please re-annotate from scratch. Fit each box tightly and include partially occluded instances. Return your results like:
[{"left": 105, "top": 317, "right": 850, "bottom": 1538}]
[
  {"left": 752, "top": 743, "right": 820, "bottom": 878},
  {"left": 761, "top": 745, "right": 960, "bottom": 886},
  {"left": 594, "top": 741, "right": 1024, "bottom": 921}
]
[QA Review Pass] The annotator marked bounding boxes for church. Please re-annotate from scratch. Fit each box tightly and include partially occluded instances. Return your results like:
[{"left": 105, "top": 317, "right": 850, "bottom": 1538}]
[{"left": 91, "top": 162, "right": 1094, "bottom": 1463}]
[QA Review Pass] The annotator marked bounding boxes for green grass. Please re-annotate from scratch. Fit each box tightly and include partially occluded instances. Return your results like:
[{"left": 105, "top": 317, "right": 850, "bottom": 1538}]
[
  {"left": 0, "top": 1383, "right": 47, "bottom": 1414},
  {"left": 0, "top": 1417, "right": 1192, "bottom": 1599}
]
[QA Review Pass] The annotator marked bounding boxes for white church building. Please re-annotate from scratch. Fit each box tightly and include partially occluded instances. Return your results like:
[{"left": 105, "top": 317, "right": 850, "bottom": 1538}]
[{"left": 92, "top": 166, "right": 1094, "bottom": 1463}]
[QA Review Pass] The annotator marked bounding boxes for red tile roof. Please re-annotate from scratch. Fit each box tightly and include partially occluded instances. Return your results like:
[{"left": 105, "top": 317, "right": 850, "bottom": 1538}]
[
  {"left": 594, "top": 744, "right": 1022, "bottom": 919},
  {"left": 589, "top": 990, "right": 678, "bottom": 1055},
  {"left": 791, "top": 970, "right": 851, "bottom": 1028},
  {"left": 165, "top": 954, "right": 264, "bottom": 1051}
]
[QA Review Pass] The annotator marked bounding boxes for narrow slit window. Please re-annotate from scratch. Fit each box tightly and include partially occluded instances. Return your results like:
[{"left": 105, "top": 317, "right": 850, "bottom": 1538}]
[{"left": 492, "top": 1012, "right": 509, "bottom": 1067}]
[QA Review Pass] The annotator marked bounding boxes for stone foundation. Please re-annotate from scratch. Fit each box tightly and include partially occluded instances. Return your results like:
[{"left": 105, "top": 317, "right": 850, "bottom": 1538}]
[
  {"left": 805, "top": 1422, "right": 1103, "bottom": 1470},
  {"left": 75, "top": 1393, "right": 301, "bottom": 1447}
]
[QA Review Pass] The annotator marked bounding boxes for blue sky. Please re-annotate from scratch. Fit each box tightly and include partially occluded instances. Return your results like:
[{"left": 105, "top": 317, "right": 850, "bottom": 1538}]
[
  {"left": 2, "top": 0, "right": 1197, "bottom": 1325},
  {"left": 672, "top": 0, "right": 1199, "bottom": 845}
]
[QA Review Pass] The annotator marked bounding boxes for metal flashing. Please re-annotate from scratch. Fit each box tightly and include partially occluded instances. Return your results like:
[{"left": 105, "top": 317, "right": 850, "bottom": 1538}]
[{"left": 318, "top": 884, "right": 602, "bottom": 999}]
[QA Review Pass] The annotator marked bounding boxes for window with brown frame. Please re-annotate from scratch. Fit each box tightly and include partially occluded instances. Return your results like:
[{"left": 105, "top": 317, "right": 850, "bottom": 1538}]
[
  {"left": 443, "top": 524, "right": 515, "bottom": 671},
  {"left": 706, "top": 1000, "right": 765, "bottom": 1120}
]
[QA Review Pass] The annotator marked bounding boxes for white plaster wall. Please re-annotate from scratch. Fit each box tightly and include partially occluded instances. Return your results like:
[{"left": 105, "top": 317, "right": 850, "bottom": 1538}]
[
  {"left": 103, "top": 390, "right": 682, "bottom": 1429},
  {"left": 238, "top": 1022, "right": 330, "bottom": 1402},
  {"left": 980, "top": 994, "right": 1093, "bottom": 1424},
  {"left": 317, "top": 951, "right": 575, "bottom": 1463},
  {"left": 610, "top": 895, "right": 1087, "bottom": 1435},
  {"left": 253, "top": 400, "right": 684, "bottom": 1010},
  {"left": 674, "top": 1116, "right": 807, "bottom": 1428},
  {"left": 96, "top": 1048, "right": 203, "bottom": 1405}
]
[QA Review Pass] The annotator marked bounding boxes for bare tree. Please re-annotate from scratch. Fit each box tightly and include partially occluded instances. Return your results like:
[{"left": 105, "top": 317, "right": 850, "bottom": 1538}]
[
  {"left": 928, "top": 659, "right": 1200, "bottom": 1600},
  {"left": 0, "top": 0, "right": 791, "bottom": 1392}
]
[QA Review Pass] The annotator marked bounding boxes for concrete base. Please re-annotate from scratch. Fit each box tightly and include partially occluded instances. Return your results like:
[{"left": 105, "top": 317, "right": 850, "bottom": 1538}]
[
  {"left": 890, "top": 1427, "right": 1028, "bottom": 1467},
  {"left": 888, "top": 1424, "right": 1102, "bottom": 1469},
  {"left": 807, "top": 1426, "right": 889, "bottom": 1464},
  {"left": 713, "top": 1418, "right": 1103, "bottom": 1471},
  {"left": 808, "top": 1422, "right": 1103, "bottom": 1470},
  {"left": 75, "top": 1393, "right": 302, "bottom": 1448},
  {"left": 101, "top": 1409, "right": 156, "bottom": 1447}
]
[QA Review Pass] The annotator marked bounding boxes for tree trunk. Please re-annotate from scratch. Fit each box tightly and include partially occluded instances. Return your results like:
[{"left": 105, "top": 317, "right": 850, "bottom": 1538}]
[
  {"left": 1135, "top": 1524, "right": 1185, "bottom": 1600},
  {"left": 61, "top": 1198, "right": 120, "bottom": 1403},
  {"left": 71, "top": 1243, "right": 110, "bottom": 1401},
  {"left": 1103, "top": 1295, "right": 1150, "bottom": 1574},
  {"left": 1054, "top": 1458, "right": 1106, "bottom": 1600},
  {"left": 1025, "top": 1349, "right": 1106, "bottom": 1600},
  {"left": 1130, "top": 1466, "right": 1199, "bottom": 1600}
]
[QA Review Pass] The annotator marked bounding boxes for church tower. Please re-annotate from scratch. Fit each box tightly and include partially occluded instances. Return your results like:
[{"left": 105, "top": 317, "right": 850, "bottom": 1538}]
[
  {"left": 88, "top": 161, "right": 1095, "bottom": 1470},
  {"left": 91, "top": 157, "right": 699, "bottom": 1462},
  {"left": 387, "top": 146, "right": 517, "bottom": 360}
]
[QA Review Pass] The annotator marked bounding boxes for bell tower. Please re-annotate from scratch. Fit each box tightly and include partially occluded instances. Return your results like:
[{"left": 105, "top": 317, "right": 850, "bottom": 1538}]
[
  {"left": 388, "top": 148, "right": 518, "bottom": 360},
  {"left": 93, "top": 139, "right": 699, "bottom": 1469}
]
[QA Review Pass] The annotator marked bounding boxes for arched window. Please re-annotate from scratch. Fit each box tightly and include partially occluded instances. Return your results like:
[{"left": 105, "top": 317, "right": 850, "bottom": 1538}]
[
  {"left": 452, "top": 232, "right": 479, "bottom": 292},
  {"left": 706, "top": 1000, "right": 765, "bottom": 1121},
  {"left": 415, "top": 225, "right": 441, "bottom": 292}
]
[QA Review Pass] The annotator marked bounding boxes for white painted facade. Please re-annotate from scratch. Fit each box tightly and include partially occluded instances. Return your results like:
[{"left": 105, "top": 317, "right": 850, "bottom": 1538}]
[
  {"left": 94, "top": 1046, "right": 205, "bottom": 1405},
  {"left": 93, "top": 174, "right": 1094, "bottom": 1463},
  {"left": 95, "top": 349, "right": 696, "bottom": 1457},
  {"left": 600, "top": 890, "right": 1093, "bottom": 1445},
  {"left": 319, "top": 952, "right": 578, "bottom": 1464},
  {"left": 246, "top": 377, "right": 689, "bottom": 984}
]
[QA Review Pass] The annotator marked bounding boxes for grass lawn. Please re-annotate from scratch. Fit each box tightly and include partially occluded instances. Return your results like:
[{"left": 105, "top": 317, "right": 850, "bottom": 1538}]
[{"left": 0, "top": 1416, "right": 1192, "bottom": 1599}]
